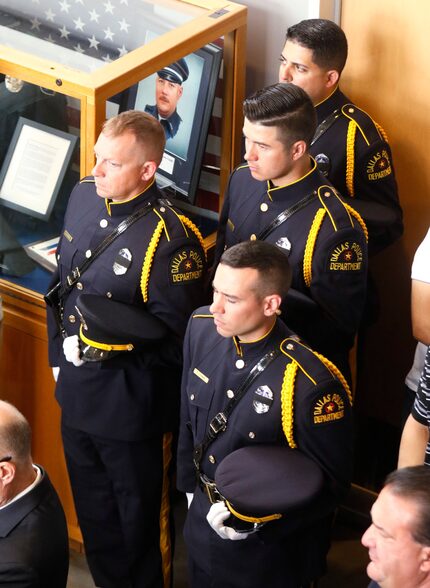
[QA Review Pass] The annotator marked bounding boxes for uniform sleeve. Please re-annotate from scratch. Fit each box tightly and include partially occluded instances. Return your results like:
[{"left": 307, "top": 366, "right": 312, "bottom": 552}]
[
  {"left": 309, "top": 223, "right": 368, "bottom": 337},
  {"left": 213, "top": 173, "right": 234, "bottom": 271},
  {"left": 145, "top": 233, "right": 206, "bottom": 342},
  {"left": 353, "top": 139, "right": 403, "bottom": 255},
  {"left": 45, "top": 268, "right": 62, "bottom": 367},
  {"left": 294, "top": 375, "right": 354, "bottom": 498},
  {"left": 0, "top": 564, "right": 40, "bottom": 587},
  {"left": 176, "top": 317, "right": 198, "bottom": 493}
]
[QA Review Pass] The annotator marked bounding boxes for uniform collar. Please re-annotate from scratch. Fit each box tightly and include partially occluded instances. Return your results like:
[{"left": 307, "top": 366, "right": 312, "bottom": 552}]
[
  {"left": 266, "top": 158, "right": 319, "bottom": 203},
  {"left": 314, "top": 86, "right": 350, "bottom": 122},
  {"left": 105, "top": 178, "right": 159, "bottom": 217},
  {"left": 232, "top": 319, "right": 290, "bottom": 362}
]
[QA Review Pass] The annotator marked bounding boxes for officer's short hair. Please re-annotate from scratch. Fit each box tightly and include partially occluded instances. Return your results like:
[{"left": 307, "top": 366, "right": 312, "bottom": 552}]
[
  {"left": 286, "top": 19, "right": 348, "bottom": 74},
  {"left": 243, "top": 83, "right": 316, "bottom": 150},
  {"left": 0, "top": 400, "right": 32, "bottom": 464},
  {"left": 102, "top": 110, "right": 166, "bottom": 166},
  {"left": 220, "top": 241, "right": 292, "bottom": 299},
  {"left": 384, "top": 466, "right": 430, "bottom": 546}
]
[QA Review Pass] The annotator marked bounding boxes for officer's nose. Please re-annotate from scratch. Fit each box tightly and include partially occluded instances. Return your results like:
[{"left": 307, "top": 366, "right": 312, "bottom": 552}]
[
  {"left": 279, "top": 62, "right": 293, "bottom": 83},
  {"left": 92, "top": 160, "right": 104, "bottom": 177},
  {"left": 244, "top": 143, "right": 257, "bottom": 162},
  {"left": 209, "top": 294, "right": 224, "bottom": 315}
]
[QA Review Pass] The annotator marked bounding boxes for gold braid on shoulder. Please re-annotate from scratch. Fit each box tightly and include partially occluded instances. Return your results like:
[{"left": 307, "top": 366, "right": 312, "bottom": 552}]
[
  {"left": 343, "top": 204, "right": 368, "bottom": 242},
  {"left": 178, "top": 215, "right": 207, "bottom": 260},
  {"left": 303, "top": 208, "right": 325, "bottom": 288},
  {"left": 314, "top": 352, "right": 353, "bottom": 406},
  {"left": 141, "top": 220, "right": 164, "bottom": 303},
  {"left": 281, "top": 362, "right": 299, "bottom": 448},
  {"left": 375, "top": 122, "right": 389, "bottom": 142},
  {"left": 346, "top": 120, "right": 357, "bottom": 198}
]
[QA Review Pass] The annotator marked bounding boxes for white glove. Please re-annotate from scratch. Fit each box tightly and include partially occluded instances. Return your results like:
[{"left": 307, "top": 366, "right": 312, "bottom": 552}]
[
  {"left": 186, "top": 493, "right": 194, "bottom": 508},
  {"left": 63, "top": 335, "right": 84, "bottom": 367},
  {"left": 206, "top": 501, "right": 249, "bottom": 540},
  {"left": 52, "top": 367, "right": 60, "bottom": 382}
]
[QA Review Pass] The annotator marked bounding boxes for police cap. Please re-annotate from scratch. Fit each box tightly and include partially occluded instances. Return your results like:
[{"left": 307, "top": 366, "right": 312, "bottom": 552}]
[
  {"left": 215, "top": 445, "right": 324, "bottom": 520},
  {"left": 75, "top": 293, "right": 167, "bottom": 360},
  {"left": 157, "top": 58, "right": 189, "bottom": 85}
]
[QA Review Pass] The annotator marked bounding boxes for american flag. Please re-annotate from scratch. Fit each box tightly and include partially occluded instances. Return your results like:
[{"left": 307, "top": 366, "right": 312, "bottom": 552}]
[{"left": 0, "top": 0, "right": 187, "bottom": 63}]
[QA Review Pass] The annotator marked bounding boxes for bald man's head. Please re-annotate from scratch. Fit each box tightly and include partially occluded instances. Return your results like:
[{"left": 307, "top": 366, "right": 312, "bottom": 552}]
[{"left": 0, "top": 401, "right": 32, "bottom": 464}]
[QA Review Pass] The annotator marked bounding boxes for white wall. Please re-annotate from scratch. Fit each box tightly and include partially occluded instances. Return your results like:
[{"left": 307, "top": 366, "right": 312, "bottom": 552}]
[{"left": 241, "top": 0, "right": 340, "bottom": 94}]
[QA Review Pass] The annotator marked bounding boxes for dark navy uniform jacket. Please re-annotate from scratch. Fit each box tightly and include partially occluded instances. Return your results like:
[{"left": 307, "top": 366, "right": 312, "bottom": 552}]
[
  {"left": 144, "top": 104, "right": 182, "bottom": 140},
  {"left": 214, "top": 161, "right": 368, "bottom": 367},
  {"left": 47, "top": 177, "right": 206, "bottom": 441},
  {"left": 177, "top": 309, "right": 353, "bottom": 587},
  {"left": 311, "top": 87, "right": 403, "bottom": 255}
]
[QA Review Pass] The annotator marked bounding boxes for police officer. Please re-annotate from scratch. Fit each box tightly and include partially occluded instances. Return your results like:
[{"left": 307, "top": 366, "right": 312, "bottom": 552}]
[
  {"left": 214, "top": 83, "right": 368, "bottom": 378},
  {"left": 177, "top": 240, "right": 353, "bottom": 588},
  {"left": 145, "top": 58, "right": 189, "bottom": 140},
  {"left": 279, "top": 18, "right": 403, "bottom": 256},
  {"left": 46, "top": 110, "right": 206, "bottom": 588}
]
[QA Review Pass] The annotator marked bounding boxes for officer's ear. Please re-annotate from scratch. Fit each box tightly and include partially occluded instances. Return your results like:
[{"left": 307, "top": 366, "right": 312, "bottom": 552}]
[
  {"left": 0, "top": 460, "right": 15, "bottom": 487},
  {"left": 263, "top": 294, "right": 282, "bottom": 317},
  {"left": 420, "top": 546, "right": 430, "bottom": 572},
  {"left": 290, "top": 140, "right": 307, "bottom": 162},
  {"left": 140, "top": 161, "right": 158, "bottom": 182},
  {"left": 325, "top": 69, "right": 340, "bottom": 89}
]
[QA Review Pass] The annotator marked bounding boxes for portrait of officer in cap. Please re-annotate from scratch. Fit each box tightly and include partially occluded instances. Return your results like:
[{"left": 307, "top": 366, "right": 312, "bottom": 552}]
[
  {"left": 177, "top": 240, "right": 354, "bottom": 588},
  {"left": 145, "top": 57, "right": 189, "bottom": 140}
]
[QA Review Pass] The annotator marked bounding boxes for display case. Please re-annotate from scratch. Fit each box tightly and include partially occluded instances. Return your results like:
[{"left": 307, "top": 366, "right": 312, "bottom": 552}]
[{"left": 0, "top": 0, "right": 247, "bottom": 544}]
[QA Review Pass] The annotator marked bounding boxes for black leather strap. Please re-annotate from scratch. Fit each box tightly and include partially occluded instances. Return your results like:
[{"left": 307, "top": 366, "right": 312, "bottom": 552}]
[
  {"left": 193, "top": 348, "right": 281, "bottom": 472},
  {"left": 311, "top": 108, "right": 341, "bottom": 146},
  {"left": 257, "top": 192, "right": 316, "bottom": 242}
]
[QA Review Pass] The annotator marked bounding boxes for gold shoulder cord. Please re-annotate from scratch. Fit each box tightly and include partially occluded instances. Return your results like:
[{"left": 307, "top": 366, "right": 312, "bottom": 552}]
[
  {"left": 141, "top": 220, "right": 165, "bottom": 303},
  {"left": 346, "top": 120, "right": 357, "bottom": 198},
  {"left": 178, "top": 214, "right": 207, "bottom": 260},
  {"left": 281, "top": 361, "right": 299, "bottom": 448},
  {"left": 303, "top": 208, "right": 326, "bottom": 288},
  {"left": 314, "top": 352, "right": 353, "bottom": 406},
  {"left": 343, "top": 204, "right": 369, "bottom": 242},
  {"left": 375, "top": 122, "right": 389, "bottom": 142}
]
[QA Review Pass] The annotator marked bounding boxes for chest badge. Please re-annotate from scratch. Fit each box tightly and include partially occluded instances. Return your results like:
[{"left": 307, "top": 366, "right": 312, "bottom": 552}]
[
  {"left": 113, "top": 248, "right": 132, "bottom": 275},
  {"left": 315, "top": 153, "right": 331, "bottom": 176},
  {"left": 252, "top": 385, "right": 274, "bottom": 414},
  {"left": 276, "top": 236, "right": 292, "bottom": 253}
]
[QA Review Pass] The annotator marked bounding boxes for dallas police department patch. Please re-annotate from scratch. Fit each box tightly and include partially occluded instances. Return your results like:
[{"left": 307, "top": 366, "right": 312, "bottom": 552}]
[
  {"left": 113, "top": 248, "right": 132, "bottom": 275},
  {"left": 328, "top": 241, "right": 363, "bottom": 272},
  {"left": 313, "top": 392, "right": 344, "bottom": 425},
  {"left": 252, "top": 385, "right": 274, "bottom": 414},
  {"left": 366, "top": 149, "right": 392, "bottom": 181},
  {"left": 170, "top": 247, "right": 204, "bottom": 285}
]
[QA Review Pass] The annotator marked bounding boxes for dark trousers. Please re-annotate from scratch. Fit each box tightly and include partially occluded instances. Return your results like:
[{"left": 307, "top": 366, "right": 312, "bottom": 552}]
[{"left": 62, "top": 421, "right": 164, "bottom": 588}]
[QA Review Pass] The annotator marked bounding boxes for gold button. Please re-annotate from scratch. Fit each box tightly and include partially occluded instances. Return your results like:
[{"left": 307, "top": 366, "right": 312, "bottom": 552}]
[
  {"left": 127, "top": 344, "right": 133, "bottom": 351},
  {"left": 235, "top": 359, "right": 245, "bottom": 369},
  {"left": 76, "top": 282, "right": 83, "bottom": 290},
  {"left": 250, "top": 234, "right": 257, "bottom": 241},
  {"left": 226, "top": 389, "right": 234, "bottom": 399},
  {"left": 100, "top": 219, "right": 108, "bottom": 228},
  {"left": 85, "top": 249, "right": 92, "bottom": 258},
  {"left": 209, "top": 455, "right": 216, "bottom": 464},
  {"left": 249, "top": 432, "right": 255, "bottom": 439},
  {"left": 68, "top": 315, "right": 76, "bottom": 324},
  {"left": 348, "top": 107, "right": 354, "bottom": 113},
  {"left": 324, "top": 191, "right": 331, "bottom": 197},
  {"left": 160, "top": 206, "right": 166, "bottom": 213},
  {"left": 260, "top": 202, "right": 268, "bottom": 212},
  {"left": 106, "top": 292, "right": 112, "bottom": 298},
  {"left": 286, "top": 343, "right": 294, "bottom": 350},
  {"left": 190, "top": 394, "right": 195, "bottom": 401}
]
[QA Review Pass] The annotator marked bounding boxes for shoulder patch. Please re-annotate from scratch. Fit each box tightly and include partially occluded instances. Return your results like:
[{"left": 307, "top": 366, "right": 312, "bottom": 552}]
[
  {"left": 365, "top": 147, "right": 393, "bottom": 182},
  {"left": 169, "top": 247, "right": 204, "bottom": 285},
  {"left": 327, "top": 240, "right": 364, "bottom": 272},
  {"left": 312, "top": 392, "right": 345, "bottom": 425}
]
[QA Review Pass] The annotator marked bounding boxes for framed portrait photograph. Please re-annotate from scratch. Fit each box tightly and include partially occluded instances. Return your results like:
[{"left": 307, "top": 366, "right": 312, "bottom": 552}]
[
  {"left": 0, "top": 117, "right": 77, "bottom": 221},
  {"left": 120, "top": 43, "right": 223, "bottom": 204}
]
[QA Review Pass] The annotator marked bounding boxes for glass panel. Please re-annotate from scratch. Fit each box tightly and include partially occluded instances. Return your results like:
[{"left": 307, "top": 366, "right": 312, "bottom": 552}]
[
  {"left": 0, "top": 1, "right": 206, "bottom": 72},
  {"left": 0, "top": 77, "right": 80, "bottom": 293}
]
